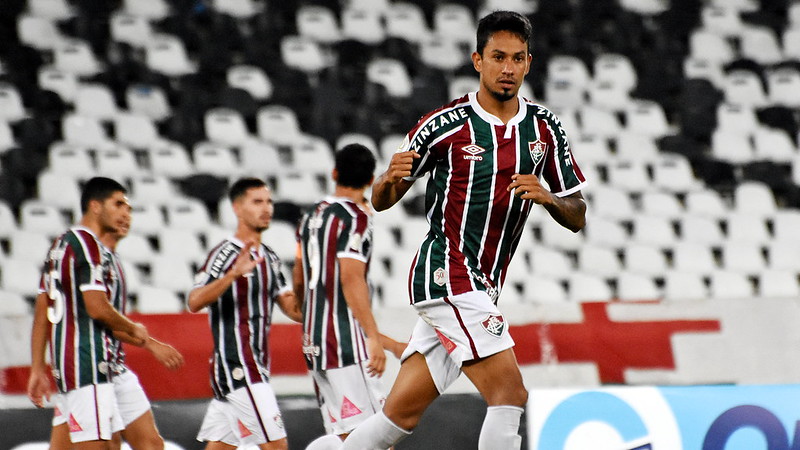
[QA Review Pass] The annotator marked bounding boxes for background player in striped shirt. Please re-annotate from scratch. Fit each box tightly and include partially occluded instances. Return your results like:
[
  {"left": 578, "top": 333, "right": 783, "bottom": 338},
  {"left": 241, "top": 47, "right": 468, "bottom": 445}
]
[
  {"left": 28, "top": 182, "right": 184, "bottom": 449},
  {"left": 26, "top": 177, "right": 151, "bottom": 448},
  {"left": 337, "top": 11, "right": 588, "bottom": 450},
  {"left": 295, "top": 144, "right": 405, "bottom": 446},
  {"left": 188, "top": 177, "right": 302, "bottom": 450}
]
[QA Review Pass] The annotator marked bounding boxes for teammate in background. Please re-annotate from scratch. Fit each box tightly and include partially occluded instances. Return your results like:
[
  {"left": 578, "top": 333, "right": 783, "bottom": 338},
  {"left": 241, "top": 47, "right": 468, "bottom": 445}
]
[
  {"left": 28, "top": 185, "right": 184, "bottom": 449},
  {"left": 310, "top": 11, "right": 588, "bottom": 450},
  {"left": 25, "top": 177, "right": 151, "bottom": 449},
  {"left": 188, "top": 177, "right": 303, "bottom": 450},
  {"left": 294, "top": 144, "right": 406, "bottom": 445}
]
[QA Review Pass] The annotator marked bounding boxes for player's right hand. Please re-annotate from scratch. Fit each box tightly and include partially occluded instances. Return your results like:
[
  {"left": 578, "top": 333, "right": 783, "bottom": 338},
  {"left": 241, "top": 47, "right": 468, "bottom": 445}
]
[
  {"left": 365, "top": 336, "right": 387, "bottom": 377},
  {"left": 27, "top": 368, "right": 52, "bottom": 408},
  {"left": 131, "top": 322, "right": 150, "bottom": 344},
  {"left": 386, "top": 150, "right": 420, "bottom": 184},
  {"left": 232, "top": 240, "right": 264, "bottom": 278}
]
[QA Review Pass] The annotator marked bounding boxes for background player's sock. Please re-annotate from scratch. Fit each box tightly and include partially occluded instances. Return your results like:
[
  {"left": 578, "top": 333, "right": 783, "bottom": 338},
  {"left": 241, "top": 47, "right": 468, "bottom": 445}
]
[
  {"left": 342, "top": 411, "right": 411, "bottom": 450},
  {"left": 305, "top": 434, "right": 343, "bottom": 450},
  {"left": 478, "top": 405, "right": 524, "bottom": 450}
]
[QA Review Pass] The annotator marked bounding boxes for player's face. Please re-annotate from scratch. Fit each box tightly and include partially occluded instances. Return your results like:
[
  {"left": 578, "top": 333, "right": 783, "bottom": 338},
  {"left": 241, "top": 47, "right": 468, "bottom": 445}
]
[
  {"left": 234, "top": 186, "right": 273, "bottom": 233},
  {"left": 473, "top": 30, "right": 531, "bottom": 102},
  {"left": 98, "top": 191, "right": 132, "bottom": 236}
]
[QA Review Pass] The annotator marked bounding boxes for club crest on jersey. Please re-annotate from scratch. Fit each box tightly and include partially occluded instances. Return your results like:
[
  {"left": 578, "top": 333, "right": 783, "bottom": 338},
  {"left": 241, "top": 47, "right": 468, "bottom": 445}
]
[
  {"left": 528, "top": 140, "right": 546, "bottom": 166},
  {"left": 462, "top": 144, "right": 485, "bottom": 161},
  {"left": 481, "top": 314, "right": 506, "bottom": 338}
]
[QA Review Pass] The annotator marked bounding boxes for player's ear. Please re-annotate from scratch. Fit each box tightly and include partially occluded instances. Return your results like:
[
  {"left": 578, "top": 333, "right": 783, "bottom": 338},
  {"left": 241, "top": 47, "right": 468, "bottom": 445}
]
[
  {"left": 472, "top": 51, "right": 482, "bottom": 72},
  {"left": 332, "top": 168, "right": 339, "bottom": 183}
]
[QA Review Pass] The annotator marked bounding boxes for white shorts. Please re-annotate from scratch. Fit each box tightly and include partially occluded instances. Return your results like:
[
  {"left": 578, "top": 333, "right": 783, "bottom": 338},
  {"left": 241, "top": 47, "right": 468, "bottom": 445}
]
[
  {"left": 312, "top": 363, "right": 385, "bottom": 435},
  {"left": 197, "top": 382, "right": 286, "bottom": 446},
  {"left": 113, "top": 370, "right": 152, "bottom": 426},
  {"left": 401, "top": 290, "right": 515, "bottom": 393},
  {"left": 52, "top": 393, "right": 66, "bottom": 427},
  {"left": 61, "top": 383, "right": 124, "bottom": 443}
]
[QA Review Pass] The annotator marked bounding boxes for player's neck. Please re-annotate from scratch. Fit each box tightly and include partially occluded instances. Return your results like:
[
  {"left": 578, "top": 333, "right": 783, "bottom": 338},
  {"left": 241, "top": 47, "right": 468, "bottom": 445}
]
[
  {"left": 79, "top": 215, "right": 105, "bottom": 240},
  {"left": 234, "top": 224, "right": 262, "bottom": 244},
  {"left": 334, "top": 185, "right": 367, "bottom": 204},
  {"left": 476, "top": 89, "right": 519, "bottom": 124}
]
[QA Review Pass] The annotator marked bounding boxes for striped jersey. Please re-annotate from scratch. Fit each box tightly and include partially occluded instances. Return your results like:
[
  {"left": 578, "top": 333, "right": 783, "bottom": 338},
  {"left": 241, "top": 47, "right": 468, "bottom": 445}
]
[
  {"left": 41, "top": 226, "right": 117, "bottom": 393},
  {"left": 192, "top": 236, "right": 291, "bottom": 399},
  {"left": 399, "top": 92, "right": 586, "bottom": 303},
  {"left": 296, "top": 197, "right": 373, "bottom": 371},
  {"left": 106, "top": 250, "right": 128, "bottom": 374}
]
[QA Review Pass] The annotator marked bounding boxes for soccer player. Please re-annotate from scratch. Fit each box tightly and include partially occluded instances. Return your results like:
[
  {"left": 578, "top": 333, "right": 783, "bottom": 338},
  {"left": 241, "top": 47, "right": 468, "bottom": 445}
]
[
  {"left": 319, "top": 10, "right": 588, "bottom": 450},
  {"left": 28, "top": 190, "right": 185, "bottom": 449},
  {"left": 294, "top": 144, "right": 406, "bottom": 444},
  {"left": 188, "top": 177, "right": 303, "bottom": 450},
  {"left": 25, "top": 177, "right": 151, "bottom": 449}
]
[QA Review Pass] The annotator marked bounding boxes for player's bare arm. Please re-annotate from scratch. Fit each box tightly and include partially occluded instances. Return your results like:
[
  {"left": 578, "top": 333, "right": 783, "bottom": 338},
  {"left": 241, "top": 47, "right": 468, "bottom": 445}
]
[
  {"left": 380, "top": 334, "right": 407, "bottom": 360},
  {"left": 292, "top": 245, "right": 305, "bottom": 308},
  {"left": 83, "top": 290, "right": 149, "bottom": 343},
  {"left": 339, "top": 257, "right": 386, "bottom": 377},
  {"left": 371, "top": 150, "right": 419, "bottom": 211},
  {"left": 276, "top": 291, "right": 303, "bottom": 323},
  {"left": 188, "top": 240, "right": 264, "bottom": 312},
  {"left": 112, "top": 330, "right": 185, "bottom": 371},
  {"left": 507, "top": 173, "right": 586, "bottom": 232},
  {"left": 28, "top": 292, "right": 52, "bottom": 408}
]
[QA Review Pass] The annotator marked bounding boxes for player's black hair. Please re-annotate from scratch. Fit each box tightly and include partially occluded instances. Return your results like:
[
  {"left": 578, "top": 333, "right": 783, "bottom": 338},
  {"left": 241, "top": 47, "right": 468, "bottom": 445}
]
[
  {"left": 229, "top": 177, "right": 267, "bottom": 202},
  {"left": 335, "top": 143, "right": 376, "bottom": 189},
  {"left": 80, "top": 177, "right": 127, "bottom": 213},
  {"left": 476, "top": 10, "right": 532, "bottom": 55}
]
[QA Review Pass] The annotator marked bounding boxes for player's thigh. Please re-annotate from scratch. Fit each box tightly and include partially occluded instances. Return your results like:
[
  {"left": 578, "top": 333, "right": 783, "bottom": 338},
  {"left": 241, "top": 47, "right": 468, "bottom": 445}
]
[
  {"left": 121, "top": 410, "right": 164, "bottom": 449},
  {"left": 257, "top": 437, "right": 288, "bottom": 450},
  {"left": 204, "top": 441, "right": 237, "bottom": 450},
  {"left": 382, "top": 352, "right": 440, "bottom": 430},
  {"left": 114, "top": 370, "right": 153, "bottom": 428},
  {"left": 51, "top": 423, "right": 72, "bottom": 449},
  {"left": 461, "top": 347, "right": 527, "bottom": 406}
]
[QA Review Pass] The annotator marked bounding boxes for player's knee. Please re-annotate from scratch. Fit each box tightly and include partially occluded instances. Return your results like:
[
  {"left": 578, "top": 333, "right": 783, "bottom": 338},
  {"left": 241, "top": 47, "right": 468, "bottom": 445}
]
[
  {"left": 383, "top": 408, "right": 422, "bottom": 431},
  {"left": 486, "top": 384, "right": 528, "bottom": 407}
]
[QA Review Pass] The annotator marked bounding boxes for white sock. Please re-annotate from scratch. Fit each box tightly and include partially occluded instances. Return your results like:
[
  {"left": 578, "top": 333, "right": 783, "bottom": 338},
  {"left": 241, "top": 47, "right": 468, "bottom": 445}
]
[
  {"left": 342, "top": 411, "right": 411, "bottom": 450},
  {"left": 478, "top": 405, "right": 524, "bottom": 450},
  {"left": 305, "top": 434, "right": 344, "bottom": 450}
]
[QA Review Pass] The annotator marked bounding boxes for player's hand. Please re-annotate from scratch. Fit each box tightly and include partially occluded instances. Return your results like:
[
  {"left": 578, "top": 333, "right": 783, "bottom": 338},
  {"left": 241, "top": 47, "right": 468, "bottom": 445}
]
[
  {"left": 131, "top": 322, "right": 149, "bottom": 344},
  {"left": 365, "top": 336, "right": 387, "bottom": 377},
  {"left": 386, "top": 150, "right": 420, "bottom": 184},
  {"left": 145, "top": 339, "right": 185, "bottom": 371},
  {"left": 232, "top": 240, "right": 265, "bottom": 278},
  {"left": 507, "top": 173, "right": 553, "bottom": 205},
  {"left": 27, "top": 368, "right": 52, "bottom": 408},
  {"left": 380, "top": 335, "right": 407, "bottom": 359}
]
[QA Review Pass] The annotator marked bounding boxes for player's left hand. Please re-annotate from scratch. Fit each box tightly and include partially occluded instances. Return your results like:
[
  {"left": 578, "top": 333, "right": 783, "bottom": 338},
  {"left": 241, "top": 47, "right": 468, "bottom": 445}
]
[
  {"left": 27, "top": 368, "right": 52, "bottom": 408},
  {"left": 145, "top": 339, "right": 185, "bottom": 371},
  {"left": 365, "top": 336, "right": 387, "bottom": 377},
  {"left": 507, "top": 173, "right": 553, "bottom": 205}
]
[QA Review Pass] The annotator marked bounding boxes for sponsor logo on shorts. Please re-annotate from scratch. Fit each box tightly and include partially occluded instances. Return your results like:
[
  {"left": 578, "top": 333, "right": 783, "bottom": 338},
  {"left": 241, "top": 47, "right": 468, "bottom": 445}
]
[
  {"left": 435, "top": 329, "right": 457, "bottom": 354},
  {"left": 328, "top": 409, "right": 337, "bottom": 423},
  {"left": 68, "top": 414, "right": 83, "bottom": 432},
  {"left": 341, "top": 397, "right": 362, "bottom": 419},
  {"left": 481, "top": 314, "right": 506, "bottom": 338},
  {"left": 238, "top": 419, "right": 253, "bottom": 437},
  {"left": 433, "top": 267, "right": 447, "bottom": 286}
]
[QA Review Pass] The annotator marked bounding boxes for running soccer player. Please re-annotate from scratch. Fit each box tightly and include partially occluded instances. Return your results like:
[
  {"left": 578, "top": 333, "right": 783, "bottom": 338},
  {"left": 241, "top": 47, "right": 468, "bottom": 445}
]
[
  {"left": 26, "top": 177, "right": 151, "bottom": 449},
  {"left": 295, "top": 144, "right": 406, "bottom": 444},
  {"left": 189, "top": 177, "right": 303, "bottom": 450},
  {"left": 309, "top": 10, "right": 588, "bottom": 450},
  {"left": 28, "top": 191, "right": 184, "bottom": 449}
]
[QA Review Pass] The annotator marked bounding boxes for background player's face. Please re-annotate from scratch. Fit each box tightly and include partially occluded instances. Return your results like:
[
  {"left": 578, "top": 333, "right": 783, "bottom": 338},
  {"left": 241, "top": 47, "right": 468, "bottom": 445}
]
[
  {"left": 473, "top": 30, "right": 531, "bottom": 102},
  {"left": 97, "top": 191, "right": 132, "bottom": 236},
  {"left": 234, "top": 186, "right": 274, "bottom": 233}
]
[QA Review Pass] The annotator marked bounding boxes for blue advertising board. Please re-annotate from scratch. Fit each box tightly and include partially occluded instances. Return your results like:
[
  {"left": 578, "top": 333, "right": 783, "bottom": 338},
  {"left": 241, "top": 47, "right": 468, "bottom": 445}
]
[{"left": 528, "top": 385, "right": 800, "bottom": 450}]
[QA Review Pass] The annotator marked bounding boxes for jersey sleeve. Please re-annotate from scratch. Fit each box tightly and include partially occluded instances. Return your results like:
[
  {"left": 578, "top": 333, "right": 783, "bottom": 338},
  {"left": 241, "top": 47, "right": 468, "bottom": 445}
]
[
  {"left": 71, "top": 234, "right": 107, "bottom": 293},
  {"left": 265, "top": 248, "right": 291, "bottom": 296},
  {"left": 336, "top": 210, "right": 371, "bottom": 263},
  {"left": 537, "top": 107, "right": 587, "bottom": 197},
  {"left": 399, "top": 112, "right": 448, "bottom": 181},
  {"left": 193, "top": 243, "right": 236, "bottom": 288}
]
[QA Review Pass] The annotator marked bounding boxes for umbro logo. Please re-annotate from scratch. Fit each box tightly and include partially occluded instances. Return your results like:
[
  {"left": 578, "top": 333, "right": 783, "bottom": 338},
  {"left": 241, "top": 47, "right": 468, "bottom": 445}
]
[{"left": 462, "top": 144, "right": 485, "bottom": 161}]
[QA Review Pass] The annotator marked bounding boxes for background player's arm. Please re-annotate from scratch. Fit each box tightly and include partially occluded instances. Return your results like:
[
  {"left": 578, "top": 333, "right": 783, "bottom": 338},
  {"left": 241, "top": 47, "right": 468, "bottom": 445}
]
[
  {"left": 83, "top": 290, "right": 149, "bottom": 342},
  {"left": 188, "top": 241, "right": 263, "bottom": 312},
  {"left": 372, "top": 150, "right": 420, "bottom": 211},
  {"left": 292, "top": 244, "right": 305, "bottom": 309},
  {"left": 508, "top": 174, "right": 586, "bottom": 232},
  {"left": 276, "top": 290, "right": 303, "bottom": 323},
  {"left": 380, "top": 334, "right": 407, "bottom": 359},
  {"left": 339, "top": 257, "right": 386, "bottom": 376},
  {"left": 28, "top": 292, "right": 52, "bottom": 407},
  {"left": 113, "top": 332, "right": 184, "bottom": 370}
]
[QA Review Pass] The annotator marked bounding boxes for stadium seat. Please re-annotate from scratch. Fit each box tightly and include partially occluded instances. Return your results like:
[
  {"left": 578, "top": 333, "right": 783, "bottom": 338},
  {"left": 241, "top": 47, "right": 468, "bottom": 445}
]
[
  {"left": 767, "top": 68, "right": 800, "bottom": 108},
  {"left": 672, "top": 242, "right": 718, "bottom": 275},
  {"left": 723, "top": 70, "right": 767, "bottom": 108},
  {"left": 123, "top": 0, "right": 170, "bottom": 20},
  {"left": 204, "top": 108, "right": 250, "bottom": 146},
  {"left": 685, "top": 189, "right": 728, "bottom": 219},
  {"left": 625, "top": 100, "right": 671, "bottom": 137},
  {"left": 211, "top": 0, "right": 261, "bottom": 18},
  {"left": 37, "top": 171, "right": 81, "bottom": 210},
  {"left": 523, "top": 276, "right": 568, "bottom": 304},
  {"left": 116, "top": 233, "right": 158, "bottom": 265},
  {"left": 547, "top": 55, "right": 592, "bottom": 87},
  {"left": 227, "top": 65, "right": 272, "bottom": 101},
  {"left": 0, "top": 290, "right": 31, "bottom": 316},
  {"left": 126, "top": 84, "right": 171, "bottom": 121},
  {"left": 0, "top": 201, "right": 18, "bottom": 239},
  {"left": 606, "top": 160, "right": 650, "bottom": 192},
  {"left": 739, "top": 26, "right": 782, "bottom": 66},
  {"left": 17, "top": 14, "right": 63, "bottom": 50},
  {"left": 273, "top": 172, "right": 325, "bottom": 206},
  {"left": 367, "top": 58, "right": 413, "bottom": 98},
  {"left": 680, "top": 216, "right": 725, "bottom": 246},
  {"left": 0, "top": 258, "right": 41, "bottom": 296},
  {"left": 130, "top": 203, "right": 166, "bottom": 236},
  {"left": 577, "top": 245, "right": 622, "bottom": 278},
  {"left": 623, "top": 244, "right": 669, "bottom": 276},
  {"left": 386, "top": 2, "right": 430, "bottom": 44},
  {"left": 585, "top": 186, "right": 635, "bottom": 220},
  {"left": 758, "top": 270, "right": 800, "bottom": 298},
  {"left": 753, "top": 127, "right": 796, "bottom": 163},
  {"left": 651, "top": 154, "right": 703, "bottom": 193},
  {"left": 725, "top": 213, "right": 771, "bottom": 245},
  {"left": 701, "top": 6, "right": 744, "bottom": 37},
  {"left": 618, "top": 0, "right": 668, "bottom": 15},
  {"left": 192, "top": 143, "right": 240, "bottom": 177},
  {"left": 579, "top": 107, "right": 622, "bottom": 139},
  {"left": 38, "top": 67, "right": 78, "bottom": 102},
  {"left": 135, "top": 285, "right": 184, "bottom": 313},
  {"left": 114, "top": 113, "right": 160, "bottom": 149},
  {"left": 291, "top": 136, "right": 335, "bottom": 177},
  {"left": 631, "top": 215, "right": 678, "bottom": 248},
  {"left": 47, "top": 143, "right": 93, "bottom": 176},
  {"left": 75, "top": 83, "right": 118, "bottom": 120},
  {"left": 720, "top": 241, "right": 766, "bottom": 275},
  {"left": 568, "top": 273, "right": 613, "bottom": 302},
  {"left": 663, "top": 271, "right": 708, "bottom": 301},
  {"left": 62, "top": 114, "right": 113, "bottom": 148},
  {"left": 129, "top": 175, "right": 177, "bottom": 206},
  {"left": 709, "top": 271, "right": 754, "bottom": 300},
  {"left": 419, "top": 38, "right": 466, "bottom": 72},
  {"left": 145, "top": 34, "right": 197, "bottom": 77},
  {"left": 617, "top": 272, "right": 661, "bottom": 301},
  {"left": 583, "top": 216, "right": 628, "bottom": 248},
  {"left": 280, "top": 36, "right": 329, "bottom": 74},
  {"left": 593, "top": 53, "right": 637, "bottom": 92},
  {"left": 341, "top": 8, "right": 385, "bottom": 45},
  {"left": 772, "top": 210, "right": 800, "bottom": 245},
  {"left": 640, "top": 191, "right": 684, "bottom": 219},
  {"left": 109, "top": 12, "right": 153, "bottom": 48},
  {"left": 157, "top": 228, "right": 206, "bottom": 263},
  {"left": 544, "top": 79, "right": 585, "bottom": 110},
  {"left": 262, "top": 220, "right": 298, "bottom": 262},
  {"left": 683, "top": 58, "right": 725, "bottom": 88},
  {"left": 164, "top": 199, "right": 212, "bottom": 232},
  {"left": 0, "top": 120, "right": 15, "bottom": 152},
  {"left": 569, "top": 134, "right": 611, "bottom": 166},
  {"left": 296, "top": 5, "right": 340, "bottom": 44},
  {"left": 538, "top": 215, "right": 585, "bottom": 251},
  {"left": 19, "top": 201, "right": 65, "bottom": 235},
  {"left": 767, "top": 242, "right": 800, "bottom": 271},
  {"left": 148, "top": 141, "right": 194, "bottom": 178},
  {"left": 783, "top": 28, "right": 800, "bottom": 61},
  {"left": 588, "top": 80, "right": 631, "bottom": 112},
  {"left": 689, "top": 30, "right": 735, "bottom": 64},
  {"left": 239, "top": 140, "right": 282, "bottom": 176},
  {"left": 53, "top": 39, "right": 102, "bottom": 77},
  {"left": 615, "top": 132, "right": 659, "bottom": 162},
  {"left": 433, "top": 3, "right": 476, "bottom": 47},
  {"left": 716, "top": 103, "right": 758, "bottom": 136},
  {"left": 257, "top": 105, "right": 302, "bottom": 147},
  {"left": 710, "top": 130, "right": 755, "bottom": 164},
  {"left": 733, "top": 181, "right": 777, "bottom": 217},
  {"left": 0, "top": 83, "right": 27, "bottom": 122},
  {"left": 96, "top": 146, "right": 143, "bottom": 177},
  {"left": 149, "top": 256, "right": 194, "bottom": 293}
]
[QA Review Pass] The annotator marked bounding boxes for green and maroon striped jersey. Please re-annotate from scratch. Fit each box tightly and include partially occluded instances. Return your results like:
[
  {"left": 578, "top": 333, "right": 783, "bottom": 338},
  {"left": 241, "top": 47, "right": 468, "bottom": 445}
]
[
  {"left": 296, "top": 197, "right": 373, "bottom": 371},
  {"left": 398, "top": 92, "right": 586, "bottom": 304},
  {"left": 193, "top": 237, "right": 290, "bottom": 399},
  {"left": 42, "top": 226, "right": 116, "bottom": 393}
]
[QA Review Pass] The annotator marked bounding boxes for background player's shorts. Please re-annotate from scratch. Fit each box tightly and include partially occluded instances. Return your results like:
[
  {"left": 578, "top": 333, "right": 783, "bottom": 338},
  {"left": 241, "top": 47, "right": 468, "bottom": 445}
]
[
  {"left": 197, "top": 382, "right": 286, "bottom": 446},
  {"left": 113, "top": 369, "right": 152, "bottom": 426},
  {"left": 311, "top": 363, "right": 385, "bottom": 435},
  {"left": 52, "top": 393, "right": 66, "bottom": 427},
  {"left": 62, "top": 383, "right": 124, "bottom": 443},
  {"left": 401, "top": 290, "right": 515, "bottom": 393}
]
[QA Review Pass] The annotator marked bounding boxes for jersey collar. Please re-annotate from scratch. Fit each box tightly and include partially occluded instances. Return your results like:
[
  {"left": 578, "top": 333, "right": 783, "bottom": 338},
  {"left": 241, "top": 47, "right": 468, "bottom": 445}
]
[
  {"left": 468, "top": 91, "right": 526, "bottom": 127},
  {"left": 229, "top": 235, "right": 264, "bottom": 256}
]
